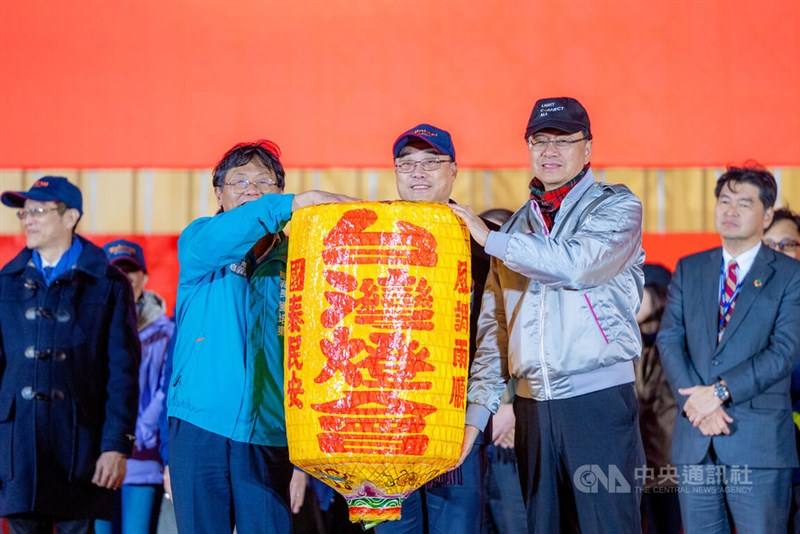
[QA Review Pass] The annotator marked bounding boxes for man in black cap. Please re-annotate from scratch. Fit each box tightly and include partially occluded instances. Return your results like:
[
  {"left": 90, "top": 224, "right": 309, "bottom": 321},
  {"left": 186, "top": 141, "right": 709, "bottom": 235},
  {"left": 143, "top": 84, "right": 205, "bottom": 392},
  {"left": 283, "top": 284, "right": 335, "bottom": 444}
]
[
  {"left": 452, "top": 98, "right": 646, "bottom": 533},
  {"left": 0, "top": 177, "right": 139, "bottom": 533}
]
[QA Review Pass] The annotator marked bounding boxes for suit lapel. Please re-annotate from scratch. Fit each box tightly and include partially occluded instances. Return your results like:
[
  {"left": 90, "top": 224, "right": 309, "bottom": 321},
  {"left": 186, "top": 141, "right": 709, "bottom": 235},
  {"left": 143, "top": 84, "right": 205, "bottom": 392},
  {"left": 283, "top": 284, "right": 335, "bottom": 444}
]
[
  {"left": 716, "top": 246, "right": 775, "bottom": 353},
  {"left": 697, "top": 248, "right": 722, "bottom": 360}
]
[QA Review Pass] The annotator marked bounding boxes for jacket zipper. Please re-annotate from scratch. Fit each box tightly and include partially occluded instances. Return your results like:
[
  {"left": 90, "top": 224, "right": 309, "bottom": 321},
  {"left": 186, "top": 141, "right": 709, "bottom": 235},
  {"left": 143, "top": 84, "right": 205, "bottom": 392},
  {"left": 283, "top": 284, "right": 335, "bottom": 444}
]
[
  {"left": 529, "top": 200, "right": 553, "bottom": 400},
  {"left": 539, "top": 286, "right": 552, "bottom": 399}
]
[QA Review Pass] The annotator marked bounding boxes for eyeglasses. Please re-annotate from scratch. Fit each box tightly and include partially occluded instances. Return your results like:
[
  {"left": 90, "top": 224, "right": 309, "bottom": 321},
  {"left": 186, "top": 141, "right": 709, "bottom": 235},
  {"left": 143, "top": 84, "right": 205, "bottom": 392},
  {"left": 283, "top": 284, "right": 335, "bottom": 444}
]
[
  {"left": 222, "top": 178, "right": 280, "bottom": 193},
  {"left": 395, "top": 158, "right": 452, "bottom": 173},
  {"left": 763, "top": 238, "right": 799, "bottom": 253},
  {"left": 16, "top": 207, "right": 61, "bottom": 220},
  {"left": 527, "top": 136, "right": 590, "bottom": 152}
]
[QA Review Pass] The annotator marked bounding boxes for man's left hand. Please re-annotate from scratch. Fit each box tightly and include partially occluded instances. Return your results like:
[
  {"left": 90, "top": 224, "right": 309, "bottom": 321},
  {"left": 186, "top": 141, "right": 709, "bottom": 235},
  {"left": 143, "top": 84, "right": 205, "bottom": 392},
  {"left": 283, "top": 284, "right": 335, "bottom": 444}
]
[
  {"left": 92, "top": 451, "right": 127, "bottom": 490},
  {"left": 679, "top": 385, "right": 722, "bottom": 426},
  {"left": 450, "top": 204, "right": 490, "bottom": 247}
]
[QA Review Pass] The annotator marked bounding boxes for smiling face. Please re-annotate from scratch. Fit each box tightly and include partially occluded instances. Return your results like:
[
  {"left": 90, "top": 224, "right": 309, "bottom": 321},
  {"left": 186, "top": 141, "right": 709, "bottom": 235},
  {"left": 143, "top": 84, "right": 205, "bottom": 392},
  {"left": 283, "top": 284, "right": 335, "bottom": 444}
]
[
  {"left": 20, "top": 199, "right": 78, "bottom": 253},
  {"left": 529, "top": 129, "right": 592, "bottom": 190},
  {"left": 394, "top": 144, "right": 457, "bottom": 203},
  {"left": 214, "top": 157, "right": 282, "bottom": 212}
]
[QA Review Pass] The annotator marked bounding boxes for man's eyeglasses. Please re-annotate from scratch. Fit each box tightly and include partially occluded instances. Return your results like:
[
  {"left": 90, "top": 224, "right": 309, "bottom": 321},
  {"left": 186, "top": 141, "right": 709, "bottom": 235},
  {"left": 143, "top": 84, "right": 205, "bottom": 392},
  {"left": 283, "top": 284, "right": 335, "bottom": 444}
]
[
  {"left": 763, "top": 238, "right": 799, "bottom": 253},
  {"left": 16, "top": 207, "right": 61, "bottom": 220},
  {"left": 395, "top": 158, "right": 452, "bottom": 173},
  {"left": 527, "top": 136, "right": 590, "bottom": 152},
  {"left": 222, "top": 178, "right": 280, "bottom": 193}
]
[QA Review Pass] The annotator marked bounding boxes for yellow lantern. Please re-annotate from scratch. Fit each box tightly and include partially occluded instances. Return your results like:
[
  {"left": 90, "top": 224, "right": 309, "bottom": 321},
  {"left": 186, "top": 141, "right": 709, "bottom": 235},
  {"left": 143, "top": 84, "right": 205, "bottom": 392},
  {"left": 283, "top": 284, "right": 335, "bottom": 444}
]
[{"left": 284, "top": 201, "right": 472, "bottom": 525}]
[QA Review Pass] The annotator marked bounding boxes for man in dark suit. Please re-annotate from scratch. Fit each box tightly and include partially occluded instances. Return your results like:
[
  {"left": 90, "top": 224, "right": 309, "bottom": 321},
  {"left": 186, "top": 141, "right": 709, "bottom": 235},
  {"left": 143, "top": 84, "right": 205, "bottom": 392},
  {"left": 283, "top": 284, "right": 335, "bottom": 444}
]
[{"left": 658, "top": 166, "right": 800, "bottom": 532}]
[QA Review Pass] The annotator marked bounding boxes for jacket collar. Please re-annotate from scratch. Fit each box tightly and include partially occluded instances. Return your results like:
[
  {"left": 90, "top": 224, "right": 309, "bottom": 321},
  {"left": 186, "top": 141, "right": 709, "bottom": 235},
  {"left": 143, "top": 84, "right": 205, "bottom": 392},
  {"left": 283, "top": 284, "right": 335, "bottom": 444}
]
[{"left": 0, "top": 234, "right": 108, "bottom": 279}]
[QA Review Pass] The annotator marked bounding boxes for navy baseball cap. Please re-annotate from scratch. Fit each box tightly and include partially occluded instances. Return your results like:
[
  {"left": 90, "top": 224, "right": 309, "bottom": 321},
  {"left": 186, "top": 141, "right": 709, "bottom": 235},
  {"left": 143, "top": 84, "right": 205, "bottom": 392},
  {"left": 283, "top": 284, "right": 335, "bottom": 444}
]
[
  {"left": 1, "top": 176, "right": 83, "bottom": 215},
  {"left": 524, "top": 97, "right": 591, "bottom": 139},
  {"left": 393, "top": 123, "right": 456, "bottom": 163},
  {"left": 104, "top": 239, "right": 147, "bottom": 273}
]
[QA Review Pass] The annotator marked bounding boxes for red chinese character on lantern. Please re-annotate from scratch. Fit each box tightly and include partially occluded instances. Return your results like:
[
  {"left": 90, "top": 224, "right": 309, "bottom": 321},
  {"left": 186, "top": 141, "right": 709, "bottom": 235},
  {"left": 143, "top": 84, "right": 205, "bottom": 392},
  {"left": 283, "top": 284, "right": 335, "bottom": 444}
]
[
  {"left": 452, "top": 338, "right": 468, "bottom": 369},
  {"left": 449, "top": 376, "right": 466, "bottom": 408},
  {"left": 287, "top": 335, "right": 303, "bottom": 371},
  {"left": 360, "top": 332, "right": 433, "bottom": 390},
  {"left": 316, "top": 328, "right": 434, "bottom": 391},
  {"left": 322, "top": 209, "right": 438, "bottom": 267},
  {"left": 287, "top": 370, "right": 304, "bottom": 409},
  {"left": 289, "top": 258, "right": 306, "bottom": 291},
  {"left": 315, "top": 327, "right": 366, "bottom": 387},
  {"left": 454, "top": 300, "right": 469, "bottom": 333},
  {"left": 454, "top": 260, "right": 470, "bottom": 294},
  {"left": 287, "top": 295, "right": 304, "bottom": 333},
  {"left": 312, "top": 390, "right": 437, "bottom": 455},
  {"left": 321, "top": 268, "right": 433, "bottom": 330}
]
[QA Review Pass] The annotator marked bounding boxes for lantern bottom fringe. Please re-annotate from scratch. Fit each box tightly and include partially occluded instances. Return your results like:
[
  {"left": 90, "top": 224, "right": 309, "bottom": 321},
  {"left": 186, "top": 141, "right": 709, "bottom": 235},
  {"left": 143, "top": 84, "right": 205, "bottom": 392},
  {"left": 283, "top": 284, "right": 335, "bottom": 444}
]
[{"left": 347, "top": 500, "right": 403, "bottom": 524}]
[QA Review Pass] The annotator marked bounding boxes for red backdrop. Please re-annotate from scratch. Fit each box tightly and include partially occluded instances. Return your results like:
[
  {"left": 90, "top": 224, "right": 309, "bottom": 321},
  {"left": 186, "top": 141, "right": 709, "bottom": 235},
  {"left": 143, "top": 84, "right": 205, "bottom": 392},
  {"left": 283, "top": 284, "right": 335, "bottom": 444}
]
[
  {"left": 0, "top": 232, "right": 721, "bottom": 313},
  {"left": 1, "top": 1, "right": 798, "bottom": 169}
]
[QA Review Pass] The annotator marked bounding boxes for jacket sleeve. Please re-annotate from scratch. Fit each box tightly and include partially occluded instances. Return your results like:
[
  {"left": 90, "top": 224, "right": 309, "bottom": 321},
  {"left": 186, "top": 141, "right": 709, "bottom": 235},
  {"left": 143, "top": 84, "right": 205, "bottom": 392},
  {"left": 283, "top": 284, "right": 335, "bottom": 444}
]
[
  {"left": 178, "top": 193, "right": 294, "bottom": 282},
  {"left": 136, "top": 322, "right": 174, "bottom": 450},
  {"left": 484, "top": 191, "right": 642, "bottom": 290},
  {"left": 102, "top": 279, "right": 141, "bottom": 455},
  {"left": 466, "top": 259, "right": 510, "bottom": 431},
  {"left": 656, "top": 258, "right": 704, "bottom": 409},
  {"left": 721, "top": 267, "right": 800, "bottom": 405}
]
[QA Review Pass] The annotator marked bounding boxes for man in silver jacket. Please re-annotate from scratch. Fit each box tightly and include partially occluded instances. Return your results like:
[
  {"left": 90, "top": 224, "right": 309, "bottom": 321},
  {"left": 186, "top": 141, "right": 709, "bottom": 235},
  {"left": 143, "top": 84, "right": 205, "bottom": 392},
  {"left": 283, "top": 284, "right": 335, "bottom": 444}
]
[{"left": 451, "top": 96, "right": 646, "bottom": 533}]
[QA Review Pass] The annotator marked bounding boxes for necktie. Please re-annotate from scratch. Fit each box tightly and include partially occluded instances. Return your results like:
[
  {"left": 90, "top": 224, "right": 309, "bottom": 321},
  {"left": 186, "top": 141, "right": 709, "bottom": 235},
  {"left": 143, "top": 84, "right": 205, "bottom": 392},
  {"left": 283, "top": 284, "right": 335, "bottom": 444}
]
[{"left": 718, "top": 260, "right": 739, "bottom": 341}]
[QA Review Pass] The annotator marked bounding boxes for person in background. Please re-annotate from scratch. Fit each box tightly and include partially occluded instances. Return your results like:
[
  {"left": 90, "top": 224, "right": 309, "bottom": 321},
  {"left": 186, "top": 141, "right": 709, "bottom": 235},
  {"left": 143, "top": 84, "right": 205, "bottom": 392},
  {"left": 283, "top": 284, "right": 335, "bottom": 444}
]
[
  {"left": 168, "top": 139, "right": 353, "bottom": 534},
  {"left": 763, "top": 208, "right": 800, "bottom": 533},
  {"left": 658, "top": 166, "right": 800, "bottom": 532},
  {"left": 635, "top": 263, "right": 681, "bottom": 534},
  {"left": 94, "top": 240, "right": 175, "bottom": 534},
  {"left": 0, "top": 177, "right": 139, "bottom": 534}
]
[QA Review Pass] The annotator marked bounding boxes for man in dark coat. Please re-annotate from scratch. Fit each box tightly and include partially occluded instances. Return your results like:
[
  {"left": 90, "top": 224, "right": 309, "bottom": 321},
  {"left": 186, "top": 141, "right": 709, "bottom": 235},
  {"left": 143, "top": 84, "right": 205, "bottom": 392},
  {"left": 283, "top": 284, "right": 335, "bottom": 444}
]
[{"left": 0, "top": 177, "right": 139, "bottom": 534}]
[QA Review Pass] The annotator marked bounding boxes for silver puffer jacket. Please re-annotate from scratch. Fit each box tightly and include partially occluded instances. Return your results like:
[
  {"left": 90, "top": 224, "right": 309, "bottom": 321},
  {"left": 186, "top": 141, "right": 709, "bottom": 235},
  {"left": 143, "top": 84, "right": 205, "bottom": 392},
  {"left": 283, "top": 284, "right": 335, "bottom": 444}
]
[{"left": 466, "top": 172, "right": 644, "bottom": 430}]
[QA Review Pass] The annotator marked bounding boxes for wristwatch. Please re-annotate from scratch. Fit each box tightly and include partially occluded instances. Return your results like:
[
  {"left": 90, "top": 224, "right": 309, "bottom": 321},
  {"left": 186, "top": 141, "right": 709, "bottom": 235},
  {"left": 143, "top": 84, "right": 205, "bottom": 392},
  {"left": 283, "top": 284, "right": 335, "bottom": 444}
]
[{"left": 713, "top": 381, "right": 731, "bottom": 404}]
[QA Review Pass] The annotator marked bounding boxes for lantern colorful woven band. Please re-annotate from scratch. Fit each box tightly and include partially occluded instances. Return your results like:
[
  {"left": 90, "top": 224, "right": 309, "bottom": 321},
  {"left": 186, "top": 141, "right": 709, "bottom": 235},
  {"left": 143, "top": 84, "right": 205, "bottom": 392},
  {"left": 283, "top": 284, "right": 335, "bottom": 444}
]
[{"left": 284, "top": 201, "right": 472, "bottom": 526}]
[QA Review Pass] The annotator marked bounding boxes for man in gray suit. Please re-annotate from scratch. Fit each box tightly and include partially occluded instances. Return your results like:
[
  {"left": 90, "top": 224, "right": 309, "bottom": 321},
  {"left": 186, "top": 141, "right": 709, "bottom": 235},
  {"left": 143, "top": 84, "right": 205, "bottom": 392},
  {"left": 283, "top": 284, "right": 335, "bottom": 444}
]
[{"left": 658, "top": 166, "right": 800, "bottom": 532}]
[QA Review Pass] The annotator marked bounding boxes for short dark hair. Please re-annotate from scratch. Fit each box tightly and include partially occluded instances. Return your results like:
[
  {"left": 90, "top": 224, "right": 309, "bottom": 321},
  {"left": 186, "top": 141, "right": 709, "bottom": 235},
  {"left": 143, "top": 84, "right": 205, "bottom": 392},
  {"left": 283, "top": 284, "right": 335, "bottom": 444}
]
[
  {"left": 212, "top": 139, "right": 286, "bottom": 189},
  {"left": 766, "top": 207, "right": 800, "bottom": 233},
  {"left": 714, "top": 164, "right": 777, "bottom": 209}
]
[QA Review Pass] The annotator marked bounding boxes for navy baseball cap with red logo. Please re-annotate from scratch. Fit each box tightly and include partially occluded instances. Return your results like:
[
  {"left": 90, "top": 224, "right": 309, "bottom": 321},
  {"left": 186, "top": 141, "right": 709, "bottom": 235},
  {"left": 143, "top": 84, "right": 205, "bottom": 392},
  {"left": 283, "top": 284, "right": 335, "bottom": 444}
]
[
  {"left": 1, "top": 176, "right": 83, "bottom": 215},
  {"left": 393, "top": 123, "right": 456, "bottom": 163},
  {"left": 104, "top": 239, "right": 147, "bottom": 273}
]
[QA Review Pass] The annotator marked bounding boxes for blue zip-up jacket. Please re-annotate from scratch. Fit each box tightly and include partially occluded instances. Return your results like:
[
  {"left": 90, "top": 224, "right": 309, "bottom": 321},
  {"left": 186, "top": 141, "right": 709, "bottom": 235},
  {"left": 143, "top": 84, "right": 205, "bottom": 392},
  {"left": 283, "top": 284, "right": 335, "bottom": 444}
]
[{"left": 168, "top": 193, "right": 294, "bottom": 443}]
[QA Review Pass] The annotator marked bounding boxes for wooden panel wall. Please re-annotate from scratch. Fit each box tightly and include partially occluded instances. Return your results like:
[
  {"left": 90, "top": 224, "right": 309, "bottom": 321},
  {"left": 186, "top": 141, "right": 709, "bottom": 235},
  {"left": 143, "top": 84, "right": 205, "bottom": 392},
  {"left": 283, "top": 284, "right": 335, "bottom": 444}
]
[{"left": 1, "top": 168, "right": 798, "bottom": 235}]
